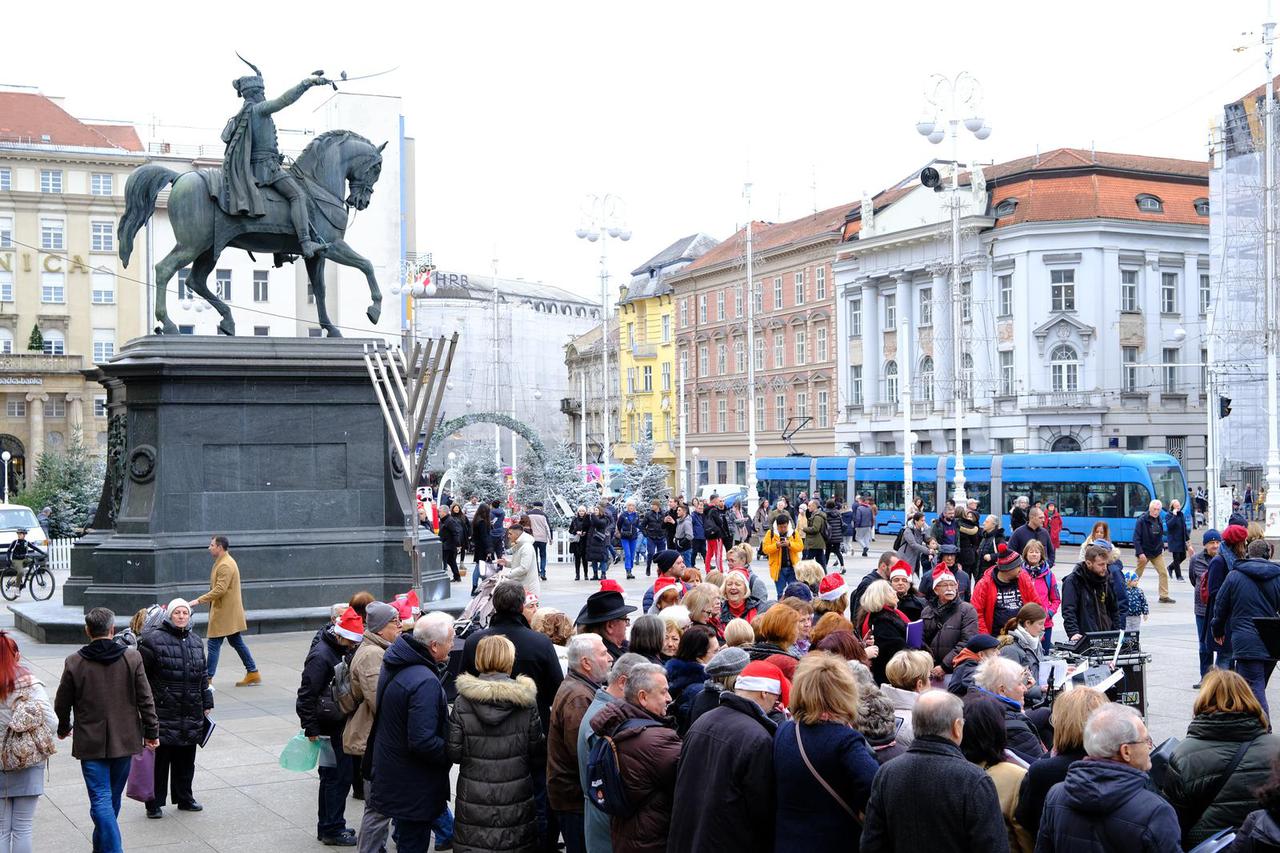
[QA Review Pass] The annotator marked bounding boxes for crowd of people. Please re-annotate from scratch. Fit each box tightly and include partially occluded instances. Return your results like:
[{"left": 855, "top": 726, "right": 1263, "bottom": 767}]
[{"left": 23, "top": 489, "right": 1280, "bottom": 853}]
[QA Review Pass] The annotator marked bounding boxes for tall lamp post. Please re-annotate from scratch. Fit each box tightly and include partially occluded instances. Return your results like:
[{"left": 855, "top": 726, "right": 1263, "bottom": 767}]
[
  {"left": 576, "top": 194, "right": 631, "bottom": 490},
  {"left": 916, "top": 72, "right": 991, "bottom": 504}
]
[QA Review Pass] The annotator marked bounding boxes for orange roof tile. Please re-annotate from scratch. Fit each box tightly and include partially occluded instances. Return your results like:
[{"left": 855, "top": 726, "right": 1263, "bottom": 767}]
[
  {"left": 990, "top": 173, "right": 1208, "bottom": 227},
  {"left": 683, "top": 201, "right": 855, "bottom": 274},
  {"left": 85, "top": 123, "right": 142, "bottom": 152},
  {"left": 0, "top": 92, "right": 141, "bottom": 151},
  {"left": 983, "top": 147, "right": 1207, "bottom": 181}
]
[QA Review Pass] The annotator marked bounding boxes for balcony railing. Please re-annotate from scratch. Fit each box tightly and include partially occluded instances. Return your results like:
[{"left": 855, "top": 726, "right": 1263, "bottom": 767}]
[
  {"left": 0, "top": 352, "right": 85, "bottom": 376},
  {"left": 631, "top": 342, "right": 658, "bottom": 358},
  {"left": 1022, "top": 391, "right": 1106, "bottom": 409}
]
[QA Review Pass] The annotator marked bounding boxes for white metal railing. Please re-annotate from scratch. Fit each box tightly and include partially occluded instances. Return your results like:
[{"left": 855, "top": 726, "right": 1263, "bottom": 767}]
[{"left": 47, "top": 537, "right": 74, "bottom": 573}]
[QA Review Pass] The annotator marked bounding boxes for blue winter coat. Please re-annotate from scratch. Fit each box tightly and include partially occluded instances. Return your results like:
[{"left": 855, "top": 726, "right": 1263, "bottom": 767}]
[
  {"left": 1212, "top": 558, "right": 1280, "bottom": 661},
  {"left": 691, "top": 510, "right": 705, "bottom": 540},
  {"left": 1166, "top": 512, "right": 1189, "bottom": 553},
  {"left": 1036, "top": 758, "right": 1182, "bottom": 852},
  {"left": 1133, "top": 513, "right": 1165, "bottom": 559},
  {"left": 773, "top": 720, "right": 877, "bottom": 852},
  {"left": 664, "top": 657, "right": 707, "bottom": 736},
  {"left": 367, "top": 635, "right": 451, "bottom": 822},
  {"left": 617, "top": 510, "right": 639, "bottom": 541},
  {"left": 853, "top": 503, "right": 874, "bottom": 529}
]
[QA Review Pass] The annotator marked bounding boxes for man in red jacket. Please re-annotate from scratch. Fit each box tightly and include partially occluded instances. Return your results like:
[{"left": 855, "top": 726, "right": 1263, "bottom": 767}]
[{"left": 972, "top": 544, "right": 1044, "bottom": 635}]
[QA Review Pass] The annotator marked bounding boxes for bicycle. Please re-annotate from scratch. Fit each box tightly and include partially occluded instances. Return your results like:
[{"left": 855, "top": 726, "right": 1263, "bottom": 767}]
[{"left": 0, "top": 557, "right": 56, "bottom": 602}]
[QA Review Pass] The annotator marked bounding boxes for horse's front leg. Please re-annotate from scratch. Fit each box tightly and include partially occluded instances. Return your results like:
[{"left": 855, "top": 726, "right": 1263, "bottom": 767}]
[
  {"left": 305, "top": 256, "right": 340, "bottom": 337},
  {"left": 322, "top": 239, "right": 382, "bottom": 326}
]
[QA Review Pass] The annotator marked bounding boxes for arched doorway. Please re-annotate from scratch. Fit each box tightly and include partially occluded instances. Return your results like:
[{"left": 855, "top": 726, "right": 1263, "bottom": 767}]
[
  {"left": 0, "top": 435, "right": 25, "bottom": 500},
  {"left": 1051, "top": 435, "right": 1082, "bottom": 452}
]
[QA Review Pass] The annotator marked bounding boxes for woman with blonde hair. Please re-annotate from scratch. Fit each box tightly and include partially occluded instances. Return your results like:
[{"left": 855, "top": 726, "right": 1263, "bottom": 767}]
[
  {"left": 719, "top": 570, "right": 764, "bottom": 625},
  {"left": 772, "top": 653, "right": 879, "bottom": 851},
  {"left": 1164, "top": 669, "right": 1280, "bottom": 847},
  {"left": 794, "top": 559, "right": 825, "bottom": 595},
  {"left": 726, "top": 542, "right": 771, "bottom": 602},
  {"left": 1014, "top": 687, "right": 1108, "bottom": 838},
  {"left": 855, "top": 579, "right": 908, "bottom": 686},
  {"left": 723, "top": 618, "right": 755, "bottom": 648},
  {"left": 682, "top": 583, "right": 724, "bottom": 638},
  {"left": 879, "top": 649, "right": 933, "bottom": 746},
  {"left": 447, "top": 634, "right": 543, "bottom": 853}
]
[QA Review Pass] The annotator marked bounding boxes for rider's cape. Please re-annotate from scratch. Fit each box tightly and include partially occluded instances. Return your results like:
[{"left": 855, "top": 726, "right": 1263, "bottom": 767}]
[{"left": 220, "top": 104, "right": 266, "bottom": 218}]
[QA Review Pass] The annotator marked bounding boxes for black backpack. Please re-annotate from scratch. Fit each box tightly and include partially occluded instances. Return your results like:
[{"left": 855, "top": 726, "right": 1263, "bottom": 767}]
[
  {"left": 586, "top": 718, "right": 660, "bottom": 817},
  {"left": 892, "top": 527, "right": 907, "bottom": 552}
]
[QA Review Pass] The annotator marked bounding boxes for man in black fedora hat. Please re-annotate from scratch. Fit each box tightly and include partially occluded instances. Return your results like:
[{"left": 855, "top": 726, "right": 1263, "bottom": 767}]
[{"left": 575, "top": 590, "right": 636, "bottom": 660}]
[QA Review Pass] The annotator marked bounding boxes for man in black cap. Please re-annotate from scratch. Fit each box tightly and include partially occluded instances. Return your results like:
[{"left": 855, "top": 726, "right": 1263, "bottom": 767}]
[
  {"left": 642, "top": 550, "right": 688, "bottom": 612},
  {"left": 575, "top": 590, "right": 637, "bottom": 660},
  {"left": 945, "top": 634, "right": 1001, "bottom": 698}
]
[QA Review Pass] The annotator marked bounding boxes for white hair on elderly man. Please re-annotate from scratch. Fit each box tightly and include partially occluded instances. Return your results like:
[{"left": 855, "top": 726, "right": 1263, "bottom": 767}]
[{"left": 413, "top": 611, "right": 455, "bottom": 646}]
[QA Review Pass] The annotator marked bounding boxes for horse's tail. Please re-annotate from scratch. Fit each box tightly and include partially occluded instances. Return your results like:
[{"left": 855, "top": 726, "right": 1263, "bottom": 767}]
[{"left": 118, "top": 165, "right": 179, "bottom": 266}]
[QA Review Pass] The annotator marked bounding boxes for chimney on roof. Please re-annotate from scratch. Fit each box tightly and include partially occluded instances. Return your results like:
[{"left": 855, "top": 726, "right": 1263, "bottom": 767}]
[{"left": 1035, "top": 145, "right": 1040, "bottom": 167}]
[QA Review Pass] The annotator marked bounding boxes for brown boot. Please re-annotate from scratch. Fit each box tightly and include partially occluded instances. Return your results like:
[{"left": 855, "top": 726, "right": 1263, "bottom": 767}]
[{"left": 236, "top": 671, "right": 261, "bottom": 687}]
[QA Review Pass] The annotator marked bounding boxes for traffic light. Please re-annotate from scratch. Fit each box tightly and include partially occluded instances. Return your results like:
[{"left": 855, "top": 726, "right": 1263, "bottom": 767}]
[{"left": 1219, "top": 396, "right": 1233, "bottom": 418}]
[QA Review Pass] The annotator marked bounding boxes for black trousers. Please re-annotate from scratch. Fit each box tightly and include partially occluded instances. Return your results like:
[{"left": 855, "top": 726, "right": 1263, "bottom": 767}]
[
  {"left": 147, "top": 743, "right": 196, "bottom": 809},
  {"left": 443, "top": 546, "right": 460, "bottom": 581}
]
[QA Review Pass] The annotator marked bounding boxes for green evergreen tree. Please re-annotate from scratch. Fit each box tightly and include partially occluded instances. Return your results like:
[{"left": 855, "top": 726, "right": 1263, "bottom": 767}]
[
  {"left": 450, "top": 442, "right": 507, "bottom": 505},
  {"left": 515, "top": 440, "right": 596, "bottom": 526},
  {"left": 26, "top": 325, "right": 43, "bottom": 352},
  {"left": 13, "top": 432, "right": 105, "bottom": 537},
  {"left": 620, "top": 437, "right": 671, "bottom": 507}
]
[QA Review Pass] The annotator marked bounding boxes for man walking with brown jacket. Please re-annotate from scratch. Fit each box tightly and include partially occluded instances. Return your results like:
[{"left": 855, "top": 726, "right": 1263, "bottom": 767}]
[
  {"left": 55, "top": 606, "right": 160, "bottom": 853},
  {"left": 193, "top": 535, "right": 260, "bottom": 685}
]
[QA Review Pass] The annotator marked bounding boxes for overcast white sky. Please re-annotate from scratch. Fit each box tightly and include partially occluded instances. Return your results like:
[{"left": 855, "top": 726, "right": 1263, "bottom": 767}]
[{"left": 6, "top": 0, "right": 1267, "bottom": 301}]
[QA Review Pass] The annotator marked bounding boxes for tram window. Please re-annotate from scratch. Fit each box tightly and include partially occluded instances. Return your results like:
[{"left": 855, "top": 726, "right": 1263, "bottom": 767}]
[
  {"left": 1086, "top": 483, "right": 1122, "bottom": 518},
  {"left": 1051, "top": 484, "right": 1088, "bottom": 517},
  {"left": 946, "top": 479, "right": 991, "bottom": 514},
  {"left": 1125, "top": 482, "right": 1152, "bottom": 516},
  {"left": 861, "top": 481, "right": 903, "bottom": 510},
  {"left": 912, "top": 482, "right": 936, "bottom": 513}
]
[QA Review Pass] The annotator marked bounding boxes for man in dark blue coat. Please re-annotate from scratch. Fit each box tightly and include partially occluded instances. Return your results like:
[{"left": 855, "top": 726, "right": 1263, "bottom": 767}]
[
  {"left": 1212, "top": 539, "right": 1280, "bottom": 720},
  {"left": 1007, "top": 506, "right": 1055, "bottom": 567},
  {"left": 1133, "top": 499, "right": 1173, "bottom": 604},
  {"left": 1036, "top": 703, "right": 1181, "bottom": 852},
  {"left": 367, "top": 613, "right": 454, "bottom": 852}
]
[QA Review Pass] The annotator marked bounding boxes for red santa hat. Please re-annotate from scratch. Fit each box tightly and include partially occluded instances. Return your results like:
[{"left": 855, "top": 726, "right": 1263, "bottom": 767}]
[
  {"left": 888, "top": 566, "right": 910, "bottom": 582},
  {"left": 890, "top": 559, "right": 913, "bottom": 576},
  {"left": 818, "top": 573, "right": 848, "bottom": 601},
  {"left": 334, "top": 607, "right": 364, "bottom": 642},
  {"left": 653, "top": 576, "right": 680, "bottom": 597},
  {"left": 737, "top": 660, "right": 785, "bottom": 699},
  {"left": 599, "top": 578, "right": 625, "bottom": 595},
  {"left": 933, "top": 570, "right": 957, "bottom": 587}
]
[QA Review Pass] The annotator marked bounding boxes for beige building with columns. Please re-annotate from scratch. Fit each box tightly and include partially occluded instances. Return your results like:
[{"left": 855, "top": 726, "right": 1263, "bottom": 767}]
[{"left": 0, "top": 87, "right": 147, "bottom": 495}]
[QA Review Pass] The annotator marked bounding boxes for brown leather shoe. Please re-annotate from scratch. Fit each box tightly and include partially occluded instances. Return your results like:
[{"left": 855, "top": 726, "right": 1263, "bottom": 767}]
[{"left": 236, "top": 671, "right": 261, "bottom": 687}]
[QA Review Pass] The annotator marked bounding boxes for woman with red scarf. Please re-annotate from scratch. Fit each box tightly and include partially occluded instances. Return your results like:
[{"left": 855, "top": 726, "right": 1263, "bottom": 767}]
[
  {"left": 857, "top": 579, "right": 910, "bottom": 686},
  {"left": 719, "top": 569, "right": 763, "bottom": 624}
]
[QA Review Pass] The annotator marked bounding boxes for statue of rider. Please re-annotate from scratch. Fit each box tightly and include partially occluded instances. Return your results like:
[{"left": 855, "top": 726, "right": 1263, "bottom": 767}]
[{"left": 221, "top": 60, "right": 330, "bottom": 259}]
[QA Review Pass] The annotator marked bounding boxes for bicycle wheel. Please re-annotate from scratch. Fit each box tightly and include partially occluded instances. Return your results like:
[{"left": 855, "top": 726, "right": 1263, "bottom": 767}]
[
  {"left": 0, "top": 569, "right": 19, "bottom": 602},
  {"left": 29, "top": 567, "right": 55, "bottom": 602}
]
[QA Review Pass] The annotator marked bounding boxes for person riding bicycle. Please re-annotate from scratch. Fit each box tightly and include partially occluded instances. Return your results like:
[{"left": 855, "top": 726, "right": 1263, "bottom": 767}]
[{"left": 5, "top": 529, "right": 44, "bottom": 587}]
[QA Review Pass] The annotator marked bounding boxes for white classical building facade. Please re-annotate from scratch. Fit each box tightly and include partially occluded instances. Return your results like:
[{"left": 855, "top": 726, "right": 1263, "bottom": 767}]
[{"left": 835, "top": 149, "right": 1212, "bottom": 486}]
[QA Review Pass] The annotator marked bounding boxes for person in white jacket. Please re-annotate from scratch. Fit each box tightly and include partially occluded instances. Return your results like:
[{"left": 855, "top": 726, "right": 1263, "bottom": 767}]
[
  {"left": 497, "top": 524, "right": 541, "bottom": 597},
  {"left": 0, "top": 632, "right": 57, "bottom": 853}
]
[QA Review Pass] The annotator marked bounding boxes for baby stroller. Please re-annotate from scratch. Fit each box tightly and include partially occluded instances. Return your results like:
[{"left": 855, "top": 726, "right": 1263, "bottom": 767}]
[{"left": 456, "top": 571, "right": 500, "bottom": 639}]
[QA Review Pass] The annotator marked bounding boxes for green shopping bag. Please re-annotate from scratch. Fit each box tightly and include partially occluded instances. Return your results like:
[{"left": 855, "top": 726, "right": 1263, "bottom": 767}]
[{"left": 279, "top": 730, "right": 321, "bottom": 772}]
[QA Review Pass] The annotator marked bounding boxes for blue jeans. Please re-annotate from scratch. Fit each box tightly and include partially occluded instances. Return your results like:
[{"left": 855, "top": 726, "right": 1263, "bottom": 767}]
[
  {"left": 533, "top": 541, "right": 548, "bottom": 578},
  {"left": 775, "top": 565, "right": 797, "bottom": 598},
  {"left": 621, "top": 538, "right": 637, "bottom": 574},
  {"left": 432, "top": 806, "right": 454, "bottom": 845},
  {"left": 1235, "top": 659, "right": 1276, "bottom": 721},
  {"left": 558, "top": 808, "right": 586, "bottom": 853},
  {"left": 681, "top": 549, "right": 694, "bottom": 568},
  {"left": 206, "top": 632, "right": 257, "bottom": 678},
  {"left": 645, "top": 537, "right": 666, "bottom": 573},
  {"left": 317, "top": 734, "right": 352, "bottom": 837},
  {"left": 1040, "top": 625, "right": 1053, "bottom": 654},
  {"left": 81, "top": 756, "right": 131, "bottom": 853},
  {"left": 591, "top": 560, "right": 607, "bottom": 579},
  {"left": 1195, "top": 613, "right": 1215, "bottom": 676}
]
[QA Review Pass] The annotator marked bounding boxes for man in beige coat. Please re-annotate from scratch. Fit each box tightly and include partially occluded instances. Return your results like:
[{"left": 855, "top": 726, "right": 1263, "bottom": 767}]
[{"left": 192, "top": 535, "right": 259, "bottom": 686}]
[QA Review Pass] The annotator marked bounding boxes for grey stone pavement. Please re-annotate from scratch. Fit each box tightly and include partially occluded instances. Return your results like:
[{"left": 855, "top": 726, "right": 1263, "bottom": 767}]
[{"left": 14, "top": 541, "right": 1249, "bottom": 851}]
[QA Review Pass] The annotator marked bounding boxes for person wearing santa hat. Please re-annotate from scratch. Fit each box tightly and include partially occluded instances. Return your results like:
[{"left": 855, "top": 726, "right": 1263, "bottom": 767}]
[
  {"left": 919, "top": 544, "right": 972, "bottom": 604},
  {"left": 297, "top": 605, "right": 363, "bottom": 844},
  {"left": 921, "top": 571, "right": 978, "bottom": 680},
  {"left": 641, "top": 550, "right": 688, "bottom": 613},
  {"left": 889, "top": 565, "right": 926, "bottom": 622},
  {"left": 815, "top": 572, "right": 849, "bottom": 620},
  {"left": 668, "top": 660, "right": 785, "bottom": 853}
]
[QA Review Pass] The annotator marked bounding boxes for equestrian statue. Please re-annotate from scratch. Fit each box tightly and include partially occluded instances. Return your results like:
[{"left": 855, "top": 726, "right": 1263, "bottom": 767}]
[{"left": 118, "top": 56, "right": 387, "bottom": 337}]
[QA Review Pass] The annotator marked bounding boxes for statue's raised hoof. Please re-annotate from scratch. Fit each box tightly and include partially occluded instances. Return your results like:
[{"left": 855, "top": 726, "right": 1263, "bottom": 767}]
[
  {"left": 217, "top": 318, "right": 236, "bottom": 336},
  {"left": 367, "top": 301, "right": 381, "bottom": 325},
  {"left": 157, "top": 317, "right": 179, "bottom": 335},
  {"left": 325, "top": 326, "right": 344, "bottom": 338}
]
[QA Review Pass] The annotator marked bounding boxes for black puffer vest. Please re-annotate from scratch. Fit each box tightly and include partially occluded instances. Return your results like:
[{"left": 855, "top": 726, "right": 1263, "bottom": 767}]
[{"left": 138, "top": 620, "right": 212, "bottom": 745}]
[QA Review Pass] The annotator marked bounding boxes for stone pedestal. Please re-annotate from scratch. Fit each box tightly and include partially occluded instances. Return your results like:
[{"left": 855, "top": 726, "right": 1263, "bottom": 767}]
[{"left": 37, "top": 335, "right": 445, "bottom": 633}]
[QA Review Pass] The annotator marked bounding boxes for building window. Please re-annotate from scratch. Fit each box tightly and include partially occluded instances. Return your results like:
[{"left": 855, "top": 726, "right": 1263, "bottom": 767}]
[
  {"left": 1194, "top": 198, "right": 1210, "bottom": 216},
  {"left": 658, "top": 315, "right": 669, "bottom": 343},
  {"left": 754, "top": 337, "right": 765, "bottom": 370},
  {"left": 663, "top": 412, "right": 671, "bottom": 441},
  {"left": 919, "top": 288, "right": 933, "bottom": 326},
  {"left": 254, "top": 326, "right": 270, "bottom": 336},
  {"left": 716, "top": 343, "right": 727, "bottom": 375},
  {"left": 716, "top": 290, "right": 725, "bottom": 321},
  {"left": 884, "top": 360, "right": 898, "bottom": 403},
  {"left": 960, "top": 280, "right": 972, "bottom": 322},
  {"left": 794, "top": 271, "right": 805, "bottom": 305},
  {"left": 253, "top": 271, "right": 269, "bottom": 303},
  {"left": 1050, "top": 344, "right": 1079, "bottom": 392},
  {"left": 90, "top": 173, "right": 113, "bottom": 196},
  {"left": 698, "top": 295, "right": 707, "bottom": 324},
  {"left": 756, "top": 394, "right": 766, "bottom": 430},
  {"left": 0, "top": 329, "right": 11, "bottom": 354},
  {"left": 643, "top": 413, "right": 653, "bottom": 440},
  {"left": 1161, "top": 272, "right": 1178, "bottom": 314},
  {"left": 775, "top": 393, "right": 786, "bottom": 430},
  {"left": 773, "top": 332, "right": 784, "bottom": 368},
  {"left": 5, "top": 398, "right": 25, "bottom": 418},
  {"left": 627, "top": 324, "right": 636, "bottom": 351},
  {"left": 849, "top": 298, "right": 862, "bottom": 337},
  {"left": 773, "top": 277, "right": 783, "bottom": 309},
  {"left": 817, "top": 389, "right": 829, "bottom": 427},
  {"left": 1121, "top": 269, "right": 1139, "bottom": 312},
  {"left": 0, "top": 168, "right": 9, "bottom": 191},
  {"left": 41, "top": 272, "right": 65, "bottom": 303},
  {"left": 42, "top": 398, "right": 65, "bottom": 418},
  {"left": 40, "top": 219, "right": 64, "bottom": 251},
  {"left": 919, "top": 356, "right": 935, "bottom": 402},
  {"left": 1050, "top": 269, "right": 1075, "bottom": 312},
  {"left": 960, "top": 353, "right": 974, "bottom": 399},
  {"left": 93, "top": 330, "right": 115, "bottom": 363},
  {"left": 662, "top": 362, "right": 671, "bottom": 391},
  {"left": 717, "top": 398, "right": 727, "bottom": 431},
  {"left": 734, "top": 285, "right": 743, "bottom": 318},
  {"left": 0, "top": 216, "right": 11, "bottom": 248},
  {"left": 1199, "top": 274, "right": 1211, "bottom": 315},
  {"left": 679, "top": 299, "right": 688, "bottom": 328},
  {"left": 816, "top": 325, "right": 828, "bottom": 361},
  {"left": 1126, "top": 435, "right": 1147, "bottom": 450},
  {"left": 626, "top": 367, "right": 636, "bottom": 394},
  {"left": 0, "top": 271, "right": 13, "bottom": 302},
  {"left": 735, "top": 397, "right": 746, "bottom": 431},
  {"left": 1136, "top": 194, "right": 1163, "bottom": 213},
  {"left": 1167, "top": 435, "right": 1186, "bottom": 461},
  {"left": 42, "top": 330, "right": 65, "bottom": 356},
  {"left": 91, "top": 221, "right": 114, "bottom": 253},
  {"left": 699, "top": 399, "right": 709, "bottom": 432},
  {"left": 734, "top": 339, "right": 745, "bottom": 373},
  {"left": 752, "top": 281, "right": 762, "bottom": 314},
  {"left": 699, "top": 345, "right": 709, "bottom": 376},
  {"left": 850, "top": 365, "right": 863, "bottom": 407},
  {"left": 176, "top": 269, "right": 190, "bottom": 300},
  {"left": 679, "top": 349, "right": 688, "bottom": 380},
  {"left": 1122, "top": 346, "right": 1138, "bottom": 392},
  {"left": 995, "top": 198, "right": 1018, "bottom": 217},
  {"left": 1163, "top": 347, "right": 1179, "bottom": 393},
  {"left": 999, "top": 350, "right": 1015, "bottom": 396},
  {"left": 816, "top": 267, "right": 827, "bottom": 300},
  {"left": 40, "top": 170, "right": 62, "bottom": 194},
  {"left": 1201, "top": 348, "right": 1209, "bottom": 391},
  {"left": 794, "top": 329, "right": 806, "bottom": 364},
  {"left": 883, "top": 294, "right": 896, "bottom": 330},
  {"left": 642, "top": 365, "right": 652, "bottom": 392},
  {"left": 796, "top": 391, "right": 808, "bottom": 419},
  {"left": 998, "top": 274, "right": 1013, "bottom": 317},
  {"left": 216, "top": 270, "right": 232, "bottom": 301},
  {"left": 91, "top": 271, "right": 115, "bottom": 304}
]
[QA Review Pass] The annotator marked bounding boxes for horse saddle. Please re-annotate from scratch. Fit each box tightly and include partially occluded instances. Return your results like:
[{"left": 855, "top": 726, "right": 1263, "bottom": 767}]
[{"left": 198, "top": 168, "right": 346, "bottom": 258}]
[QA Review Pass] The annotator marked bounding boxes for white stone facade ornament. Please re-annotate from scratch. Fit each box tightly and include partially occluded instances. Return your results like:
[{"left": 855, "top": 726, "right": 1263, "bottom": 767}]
[
  {"left": 861, "top": 192, "right": 875, "bottom": 236},
  {"left": 971, "top": 162, "right": 987, "bottom": 208}
]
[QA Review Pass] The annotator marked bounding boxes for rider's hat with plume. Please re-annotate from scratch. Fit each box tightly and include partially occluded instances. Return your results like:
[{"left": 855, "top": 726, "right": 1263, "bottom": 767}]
[{"left": 232, "top": 53, "right": 264, "bottom": 95}]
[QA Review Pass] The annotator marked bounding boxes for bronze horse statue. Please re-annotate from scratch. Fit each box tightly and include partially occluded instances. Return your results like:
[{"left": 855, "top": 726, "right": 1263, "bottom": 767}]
[{"left": 118, "top": 130, "right": 386, "bottom": 337}]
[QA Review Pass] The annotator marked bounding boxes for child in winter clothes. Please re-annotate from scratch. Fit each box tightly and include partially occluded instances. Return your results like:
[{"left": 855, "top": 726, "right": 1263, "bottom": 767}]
[
  {"left": 1022, "top": 540, "right": 1060, "bottom": 653},
  {"left": 1124, "top": 570, "right": 1149, "bottom": 632}
]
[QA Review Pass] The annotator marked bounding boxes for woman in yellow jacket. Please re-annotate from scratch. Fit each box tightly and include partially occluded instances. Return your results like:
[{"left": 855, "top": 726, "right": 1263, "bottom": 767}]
[{"left": 762, "top": 513, "right": 805, "bottom": 598}]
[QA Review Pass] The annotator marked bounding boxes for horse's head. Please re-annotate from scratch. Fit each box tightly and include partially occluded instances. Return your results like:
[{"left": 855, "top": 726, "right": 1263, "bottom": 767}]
[{"left": 346, "top": 140, "right": 387, "bottom": 211}]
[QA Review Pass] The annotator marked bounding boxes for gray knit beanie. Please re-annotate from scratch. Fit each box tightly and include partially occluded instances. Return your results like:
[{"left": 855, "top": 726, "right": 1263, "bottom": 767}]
[{"left": 704, "top": 646, "right": 750, "bottom": 679}]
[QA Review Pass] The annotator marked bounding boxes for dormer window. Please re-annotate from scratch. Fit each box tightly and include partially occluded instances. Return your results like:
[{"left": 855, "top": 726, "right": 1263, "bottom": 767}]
[
  {"left": 1136, "top": 194, "right": 1164, "bottom": 213},
  {"left": 1194, "top": 198, "right": 1210, "bottom": 216},
  {"left": 994, "top": 198, "right": 1018, "bottom": 217}
]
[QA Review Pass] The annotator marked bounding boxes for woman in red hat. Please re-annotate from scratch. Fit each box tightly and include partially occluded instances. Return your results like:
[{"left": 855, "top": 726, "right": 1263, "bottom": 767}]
[{"left": 1205, "top": 524, "right": 1250, "bottom": 667}]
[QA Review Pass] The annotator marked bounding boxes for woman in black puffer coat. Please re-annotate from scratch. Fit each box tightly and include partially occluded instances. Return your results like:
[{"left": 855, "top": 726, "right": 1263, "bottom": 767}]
[
  {"left": 137, "top": 598, "right": 213, "bottom": 817},
  {"left": 447, "top": 635, "right": 544, "bottom": 853}
]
